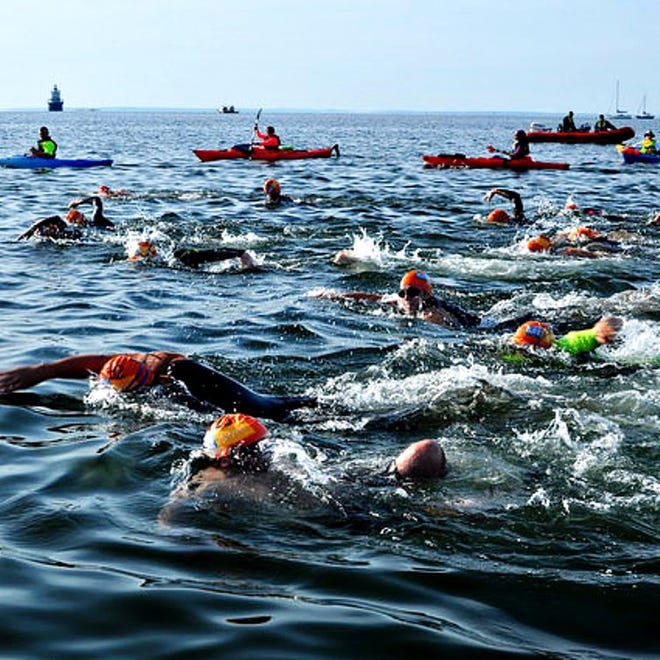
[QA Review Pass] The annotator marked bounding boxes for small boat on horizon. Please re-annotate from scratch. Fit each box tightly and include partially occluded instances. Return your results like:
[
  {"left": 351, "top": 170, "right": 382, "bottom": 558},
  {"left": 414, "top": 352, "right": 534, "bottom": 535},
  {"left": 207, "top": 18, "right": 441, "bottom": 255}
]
[
  {"left": 48, "top": 85, "right": 63, "bottom": 112},
  {"left": 612, "top": 80, "right": 631, "bottom": 120},
  {"left": 636, "top": 94, "right": 654, "bottom": 120},
  {"left": 219, "top": 105, "right": 239, "bottom": 114}
]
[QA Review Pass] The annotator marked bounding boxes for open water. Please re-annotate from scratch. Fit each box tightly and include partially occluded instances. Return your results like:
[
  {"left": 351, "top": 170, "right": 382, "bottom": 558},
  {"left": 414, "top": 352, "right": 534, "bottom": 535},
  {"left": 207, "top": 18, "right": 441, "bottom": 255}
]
[{"left": 0, "top": 110, "right": 658, "bottom": 659}]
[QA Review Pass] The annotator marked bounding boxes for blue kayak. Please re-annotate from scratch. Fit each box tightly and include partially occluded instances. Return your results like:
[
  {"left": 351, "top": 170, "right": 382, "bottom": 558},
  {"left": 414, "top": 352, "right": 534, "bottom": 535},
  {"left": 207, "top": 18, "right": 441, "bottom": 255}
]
[{"left": 0, "top": 155, "right": 113, "bottom": 169}]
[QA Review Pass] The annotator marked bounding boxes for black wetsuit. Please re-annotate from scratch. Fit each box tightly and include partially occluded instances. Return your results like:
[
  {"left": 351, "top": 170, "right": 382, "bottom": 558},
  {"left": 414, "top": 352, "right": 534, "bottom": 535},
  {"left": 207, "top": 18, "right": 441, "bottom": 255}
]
[{"left": 168, "top": 359, "right": 316, "bottom": 422}]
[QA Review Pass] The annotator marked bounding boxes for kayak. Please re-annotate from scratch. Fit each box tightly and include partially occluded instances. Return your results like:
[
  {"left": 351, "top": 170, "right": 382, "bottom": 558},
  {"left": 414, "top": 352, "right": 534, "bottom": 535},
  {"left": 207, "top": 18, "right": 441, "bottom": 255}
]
[
  {"left": 193, "top": 144, "right": 340, "bottom": 162},
  {"left": 616, "top": 144, "right": 660, "bottom": 164},
  {"left": 525, "top": 126, "right": 635, "bottom": 144},
  {"left": 422, "top": 154, "right": 570, "bottom": 170},
  {"left": 0, "top": 155, "right": 113, "bottom": 169}
]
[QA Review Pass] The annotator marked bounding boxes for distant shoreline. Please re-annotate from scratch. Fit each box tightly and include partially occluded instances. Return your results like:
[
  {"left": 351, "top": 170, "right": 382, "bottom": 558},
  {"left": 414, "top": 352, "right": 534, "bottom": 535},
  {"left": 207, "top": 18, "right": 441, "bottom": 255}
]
[{"left": 0, "top": 107, "right": 612, "bottom": 116}]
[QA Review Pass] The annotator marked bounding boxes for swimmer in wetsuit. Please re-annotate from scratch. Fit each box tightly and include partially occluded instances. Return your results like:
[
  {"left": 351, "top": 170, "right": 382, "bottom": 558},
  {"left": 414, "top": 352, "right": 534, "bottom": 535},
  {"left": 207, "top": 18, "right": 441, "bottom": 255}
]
[
  {"left": 17, "top": 196, "right": 114, "bottom": 241},
  {"left": 0, "top": 352, "right": 316, "bottom": 422},
  {"left": 483, "top": 187, "right": 526, "bottom": 223},
  {"left": 311, "top": 269, "right": 481, "bottom": 329}
]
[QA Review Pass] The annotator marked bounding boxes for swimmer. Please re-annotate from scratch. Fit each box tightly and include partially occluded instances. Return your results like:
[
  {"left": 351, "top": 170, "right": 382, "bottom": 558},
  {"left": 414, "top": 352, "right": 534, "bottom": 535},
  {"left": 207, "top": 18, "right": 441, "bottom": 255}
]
[
  {"left": 311, "top": 269, "right": 481, "bottom": 328},
  {"left": 66, "top": 196, "right": 114, "bottom": 229},
  {"left": 17, "top": 196, "right": 115, "bottom": 241},
  {"left": 263, "top": 178, "right": 294, "bottom": 208},
  {"left": 510, "top": 316, "right": 623, "bottom": 356},
  {"left": 0, "top": 352, "right": 316, "bottom": 422},
  {"left": 126, "top": 238, "right": 259, "bottom": 270},
  {"left": 97, "top": 185, "right": 132, "bottom": 198},
  {"left": 483, "top": 187, "right": 525, "bottom": 223},
  {"left": 165, "top": 415, "right": 447, "bottom": 516},
  {"left": 526, "top": 226, "right": 622, "bottom": 258}
]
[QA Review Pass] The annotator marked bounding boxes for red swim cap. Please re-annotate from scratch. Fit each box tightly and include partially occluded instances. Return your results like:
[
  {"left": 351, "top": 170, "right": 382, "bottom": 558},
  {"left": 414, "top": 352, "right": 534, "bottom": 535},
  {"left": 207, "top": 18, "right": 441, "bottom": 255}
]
[
  {"left": 66, "top": 209, "right": 87, "bottom": 225},
  {"left": 203, "top": 413, "right": 268, "bottom": 459},
  {"left": 99, "top": 355, "right": 156, "bottom": 392},
  {"left": 399, "top": 270, "right": 432, "bottom": 295},
  {"left": 527, "top": 235, "right": 553, "bottom": 252},
  {"left": 567, "top": 226, "right": 601, "bottom": 242},
  {"left": 512, "top": 321, "right": 555, "bottom": 349},
  {"left": 487, "top": 208, "right": 510, "bottom": 224},
  {"left": 263, "top": 178, "right": 281, "bottom": 196}
]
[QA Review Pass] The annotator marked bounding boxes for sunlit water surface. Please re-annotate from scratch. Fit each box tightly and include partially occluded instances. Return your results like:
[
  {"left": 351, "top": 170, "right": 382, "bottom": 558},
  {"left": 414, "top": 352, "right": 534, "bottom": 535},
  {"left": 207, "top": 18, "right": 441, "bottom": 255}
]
[{"left": 0, "top": 110, "right": 658, "bottom": 658}]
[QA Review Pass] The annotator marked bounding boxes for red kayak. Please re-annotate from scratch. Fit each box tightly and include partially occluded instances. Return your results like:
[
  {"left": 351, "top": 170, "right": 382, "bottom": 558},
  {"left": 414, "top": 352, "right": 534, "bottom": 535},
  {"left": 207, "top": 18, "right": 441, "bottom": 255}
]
[
  {"left": 422, "top": 154, "right": 569, "bottom": 170},
  {"left": 194, "top": 144, "right": 340, "bottom": 162},
  {"left": 525, "top": 126, "right": 634, "bottom": 144}
]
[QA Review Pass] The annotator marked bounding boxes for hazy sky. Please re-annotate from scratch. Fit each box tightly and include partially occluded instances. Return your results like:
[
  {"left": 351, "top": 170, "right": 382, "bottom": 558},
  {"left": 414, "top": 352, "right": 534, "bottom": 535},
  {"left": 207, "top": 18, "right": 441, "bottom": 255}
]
[{"left": 1, "top": 0, "right": 658, "bottom": 114}]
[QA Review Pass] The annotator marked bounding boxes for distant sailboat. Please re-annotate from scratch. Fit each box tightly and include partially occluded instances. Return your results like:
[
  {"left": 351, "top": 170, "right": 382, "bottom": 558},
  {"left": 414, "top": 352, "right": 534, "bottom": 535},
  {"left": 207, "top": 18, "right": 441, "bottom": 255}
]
[
  {"left": 612, "top": 80, "right": 631, "bottom": 120},
  {"left": 636, "top": 94, "right": 654, "bottom": 120}
]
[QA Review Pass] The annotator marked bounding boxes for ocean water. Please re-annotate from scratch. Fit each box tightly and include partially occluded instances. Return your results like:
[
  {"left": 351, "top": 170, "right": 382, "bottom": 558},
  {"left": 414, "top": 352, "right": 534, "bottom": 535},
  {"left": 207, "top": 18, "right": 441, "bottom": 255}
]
[{"left": 0, "top": 110, "right": 658, "bottom": 659}]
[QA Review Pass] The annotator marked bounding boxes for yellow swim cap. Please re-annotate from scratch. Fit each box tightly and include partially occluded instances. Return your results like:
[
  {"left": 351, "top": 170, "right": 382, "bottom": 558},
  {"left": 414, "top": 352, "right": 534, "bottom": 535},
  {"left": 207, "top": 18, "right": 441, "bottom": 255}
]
[
  {"left": 99, "top": 355, "right": 156, "bottom": 392},
  {"left": 203, "top": 413, "right": 268, "bottom": 459}
]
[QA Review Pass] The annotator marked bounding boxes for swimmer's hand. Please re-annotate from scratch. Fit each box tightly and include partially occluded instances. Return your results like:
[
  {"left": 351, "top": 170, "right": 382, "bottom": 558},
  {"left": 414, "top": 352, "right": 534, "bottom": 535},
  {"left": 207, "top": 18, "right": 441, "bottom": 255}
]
[
  {"left": 0, "top": 364, "right": 45, "bottom": 393},
  {"left": 594, "top": 316, "right": 623, "bottom": 345}
]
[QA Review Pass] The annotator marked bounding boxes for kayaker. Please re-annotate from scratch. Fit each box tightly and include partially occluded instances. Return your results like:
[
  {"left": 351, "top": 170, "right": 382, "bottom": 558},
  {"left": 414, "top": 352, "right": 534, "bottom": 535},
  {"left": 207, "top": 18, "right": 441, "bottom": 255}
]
[
  {"left": 484, "top": 187, "right": 525, "bottom": 223},
  {"left": 255, "top": 124, "right": 281, "bottom": 150},
  {"left": 594, "top": 114, "right": 616, "bottom": 131},
  {"left": 29, "top": 126, "right": 58, "bottom": 158},
  {"left": 486, "top": 130, "right": 530, "bottom": 160},
  {"left": 0, "top": 351, "right": 317, "bottom": 422},
  {"left": 510, "top": 316, "right": 623, "bottom": 356},
  {"left": 311, "top": 269, "right": 481, "bottom": 329},
  {"left": 561, "top": 111, "right": 577, "bottom": 132},
  {"left": 640, "top": 130, "right": 657, "bottom": 155}
]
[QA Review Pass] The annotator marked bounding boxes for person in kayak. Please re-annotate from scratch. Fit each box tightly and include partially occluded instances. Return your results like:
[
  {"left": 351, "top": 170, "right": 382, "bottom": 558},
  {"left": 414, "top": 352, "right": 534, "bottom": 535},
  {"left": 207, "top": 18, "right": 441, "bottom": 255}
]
[
  {"left": 29, "top": 126, "right": 58, "bottom": 158},
  {"left": 483, "top": 187, "right": 525, "bottom": 223},
  {"left": 0, "top": 351, "right": 316, "bottom": 422},
  {"left": 561, "top": 111, "right": 577, "bottom": 132},
  {"left": 255, "top": 124, "right": 281, "bottom": 150},
  {"left": 594, "top": 114, "right": 616, "bottom": 131},
  {"left": 640, "top": 130, "right": 657, "bottom": 155},
  {"left": 487, "top": 130, "right": 530, "bottom": 161},
  {"left": 311, "top": 269, "right": 481, "bottom": 329},
  {"left": 17, "top": 196, "right": 114, "bottom": 240},
  {"left": 509, "top": 316, "right": 623, "bottom": 356}
]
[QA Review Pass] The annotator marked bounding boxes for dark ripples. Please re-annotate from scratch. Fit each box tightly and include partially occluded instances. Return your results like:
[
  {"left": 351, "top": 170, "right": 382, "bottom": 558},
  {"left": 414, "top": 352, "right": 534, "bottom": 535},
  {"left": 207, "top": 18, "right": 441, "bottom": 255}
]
[{"left": 0, "top": 110, "right": 658, "bottom": 658}]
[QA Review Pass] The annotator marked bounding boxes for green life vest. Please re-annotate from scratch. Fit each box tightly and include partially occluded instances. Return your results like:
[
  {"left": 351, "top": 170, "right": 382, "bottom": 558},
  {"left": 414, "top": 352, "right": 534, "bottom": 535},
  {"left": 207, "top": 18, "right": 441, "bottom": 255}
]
[{"left": 555, "top": 328, "right": 599, "bottom": 355}]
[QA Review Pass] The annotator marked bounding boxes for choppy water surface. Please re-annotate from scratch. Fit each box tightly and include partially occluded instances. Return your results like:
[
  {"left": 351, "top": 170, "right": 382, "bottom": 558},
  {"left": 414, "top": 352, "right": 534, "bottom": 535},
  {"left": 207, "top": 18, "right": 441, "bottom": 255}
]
[{"left": 0, "top": 110, "right": 658, "bottom": 658}]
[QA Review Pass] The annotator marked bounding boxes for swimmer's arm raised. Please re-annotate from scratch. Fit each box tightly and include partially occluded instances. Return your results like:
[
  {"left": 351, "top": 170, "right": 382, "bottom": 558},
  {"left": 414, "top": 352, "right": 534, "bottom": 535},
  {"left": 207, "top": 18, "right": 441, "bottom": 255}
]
[{"left": 0, "top": 354, "right": 115, "bottom": 392}]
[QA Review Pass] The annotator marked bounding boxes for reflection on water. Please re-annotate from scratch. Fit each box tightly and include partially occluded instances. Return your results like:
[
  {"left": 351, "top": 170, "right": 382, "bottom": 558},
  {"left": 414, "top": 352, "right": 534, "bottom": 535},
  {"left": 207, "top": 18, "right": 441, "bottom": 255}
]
[{"left": 0, "top": 111, "right": 658, "bottom": 657}]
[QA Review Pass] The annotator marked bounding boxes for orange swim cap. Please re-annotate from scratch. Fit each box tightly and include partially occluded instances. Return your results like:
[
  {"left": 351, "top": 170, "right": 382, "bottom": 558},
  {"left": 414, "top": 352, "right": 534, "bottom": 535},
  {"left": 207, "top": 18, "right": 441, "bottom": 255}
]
[
  {"left": 66, "top": 209, "right": 87, "bottom": 225},
  {"left": 127, "top": 240, "right": 159, "bottom": 261},
  {"left": 99, "top": 355, "right": 156, "bottom": 392},
  {"left": 567, "top": 226, "right": 601, "bottom": 242},
  {"left": 263, "top": 178, "right": 281, "bottom": 196},
  {"left": 399, "top": 270, "right": 432, "bottom": 296},
  {"left": 527, "top": 235, "right": 553, "bottom": 252},
  {"left": 487, "top": 208, "right": 510, "bottom": 224},
  {"left": 202, "top": 413, "right": 268, "bottom": 459},
  {"left": 512, "top": 321, "right": 555, "bottom": 349}
]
